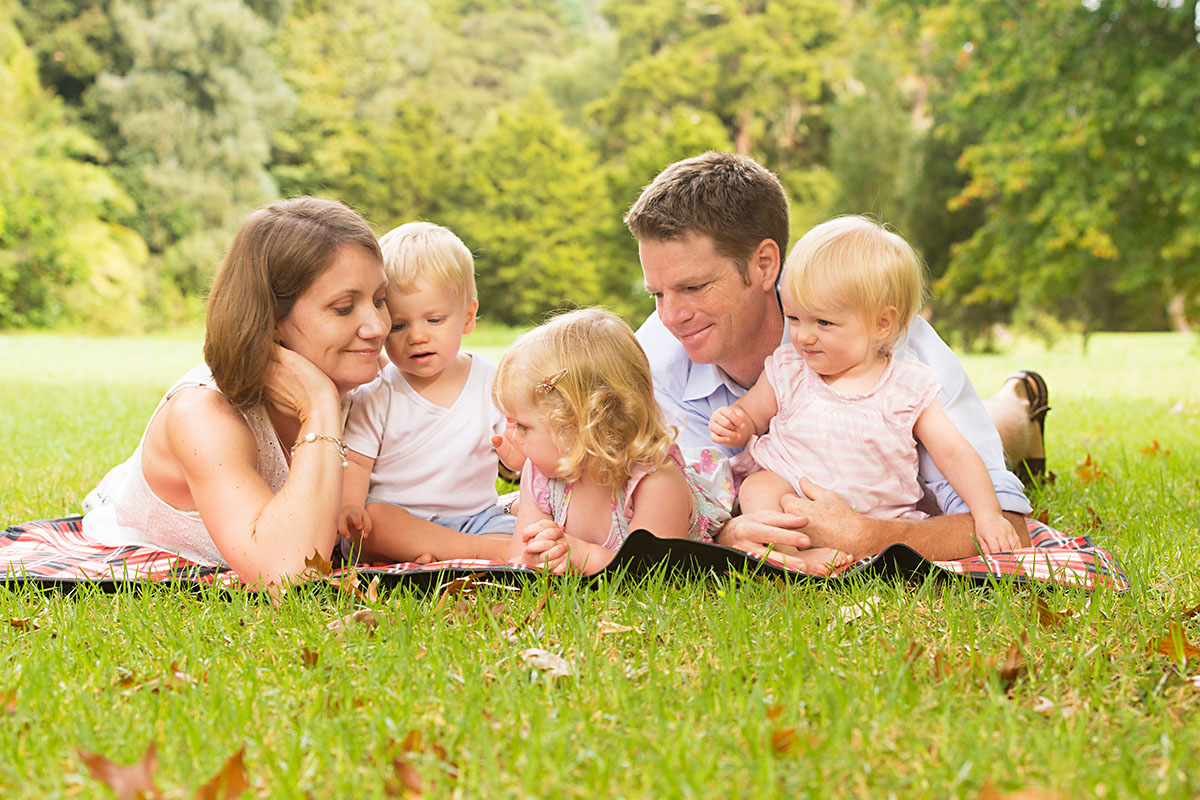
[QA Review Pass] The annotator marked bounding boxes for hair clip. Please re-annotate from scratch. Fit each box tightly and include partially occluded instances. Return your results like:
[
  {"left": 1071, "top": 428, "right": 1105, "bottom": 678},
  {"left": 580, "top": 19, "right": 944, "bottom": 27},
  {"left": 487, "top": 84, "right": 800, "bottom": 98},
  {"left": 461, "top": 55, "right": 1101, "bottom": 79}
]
[{"left": 534, "top": 368, "right": 568, "bottom": 394}]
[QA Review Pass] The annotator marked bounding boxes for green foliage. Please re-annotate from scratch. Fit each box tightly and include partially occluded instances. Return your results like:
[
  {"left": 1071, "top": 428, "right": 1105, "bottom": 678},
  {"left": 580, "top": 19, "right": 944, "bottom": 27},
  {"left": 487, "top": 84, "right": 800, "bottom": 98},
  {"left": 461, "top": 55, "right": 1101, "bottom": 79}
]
[
  {"left": 85, "top": 0, "right": 291, "bottom": 296},
  {"left": 906, "top": 0, "right": 1200, "bottom": 345},
  {"left": 448, "top": 91, "right": 615, "bottom": 325},
  {"left": 0, "top": 3, "right": 147, "bottom": 330}
]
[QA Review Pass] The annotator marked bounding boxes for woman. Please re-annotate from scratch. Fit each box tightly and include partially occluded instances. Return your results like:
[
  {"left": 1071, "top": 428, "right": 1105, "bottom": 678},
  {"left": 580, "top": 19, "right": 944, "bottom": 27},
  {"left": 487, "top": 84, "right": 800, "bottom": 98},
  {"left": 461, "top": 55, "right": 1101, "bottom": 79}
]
[{"left": 82, "top": 198, "right": 508, "bottom": 583}]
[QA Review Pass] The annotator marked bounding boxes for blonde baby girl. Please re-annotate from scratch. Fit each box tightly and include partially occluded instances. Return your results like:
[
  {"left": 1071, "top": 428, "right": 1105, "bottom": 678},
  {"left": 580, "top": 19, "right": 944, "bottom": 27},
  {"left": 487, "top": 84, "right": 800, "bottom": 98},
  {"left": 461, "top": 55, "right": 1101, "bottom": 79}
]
[
  {"left": 495, "top": 308, "right": 728, "bottom": 573},
  {"left": 710, "top": 215, "right": 1019, "bottom": 573}
]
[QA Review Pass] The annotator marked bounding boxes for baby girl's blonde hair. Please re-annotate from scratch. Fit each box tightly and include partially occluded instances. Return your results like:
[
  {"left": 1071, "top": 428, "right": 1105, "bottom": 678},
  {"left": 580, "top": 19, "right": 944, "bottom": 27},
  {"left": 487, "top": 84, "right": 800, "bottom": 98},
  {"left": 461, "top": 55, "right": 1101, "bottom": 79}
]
[
  {"left": 783, "top": 215, "right": 926, "bottom": 355},
  {"left": 493, "top": 308, "right": 675, "bottom": 490},
  {"left": 378, "top": 221, "right": 477, "bottom": 303}
]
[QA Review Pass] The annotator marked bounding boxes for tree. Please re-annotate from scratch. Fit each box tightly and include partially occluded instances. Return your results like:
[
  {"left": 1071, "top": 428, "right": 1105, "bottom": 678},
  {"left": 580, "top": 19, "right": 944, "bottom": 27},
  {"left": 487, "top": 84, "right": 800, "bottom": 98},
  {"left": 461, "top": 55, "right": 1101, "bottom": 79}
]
[
  {"left": 446, "top": 90, "right": 614, "bottom": 325},
  {"left": 1, "top": 1, "right": 148, "bottom": 329},
  {"left": 85, "top": 0, "right": 291, "bottom": 298},
  {"left": 910, "top": 0, "right": 1200, "bottom": 345}
]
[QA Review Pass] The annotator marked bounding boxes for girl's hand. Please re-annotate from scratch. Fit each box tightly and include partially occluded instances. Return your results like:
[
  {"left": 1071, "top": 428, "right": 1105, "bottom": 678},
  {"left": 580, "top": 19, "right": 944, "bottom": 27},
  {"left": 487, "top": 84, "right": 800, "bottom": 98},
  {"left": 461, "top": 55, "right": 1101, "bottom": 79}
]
[
  {"left": 710, "top": 405, "right": 752, "bottom": 447},
  {"left": 512, "top": 519, "right": 569, "bottom": 572},
  {"left": 974, "top": 514, "right": 1019, "bottom": 554},
  {"left": 264, "top": 344, "right": 339, "bottom": 424}
]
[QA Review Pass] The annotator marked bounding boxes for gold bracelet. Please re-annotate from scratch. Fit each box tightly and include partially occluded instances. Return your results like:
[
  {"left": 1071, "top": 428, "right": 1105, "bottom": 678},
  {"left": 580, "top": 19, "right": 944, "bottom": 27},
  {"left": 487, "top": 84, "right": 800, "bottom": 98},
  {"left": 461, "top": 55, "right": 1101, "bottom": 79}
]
[{"left": 290, "top": 432, "right": 349, "bottom": 468}]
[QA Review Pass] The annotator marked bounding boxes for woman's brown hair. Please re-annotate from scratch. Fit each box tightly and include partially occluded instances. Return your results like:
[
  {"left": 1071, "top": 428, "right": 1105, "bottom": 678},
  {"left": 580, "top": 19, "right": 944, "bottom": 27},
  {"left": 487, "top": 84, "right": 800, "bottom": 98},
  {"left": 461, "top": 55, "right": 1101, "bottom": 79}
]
[{"left": 204, "top": 197, "right": 381, "bottom": 411}]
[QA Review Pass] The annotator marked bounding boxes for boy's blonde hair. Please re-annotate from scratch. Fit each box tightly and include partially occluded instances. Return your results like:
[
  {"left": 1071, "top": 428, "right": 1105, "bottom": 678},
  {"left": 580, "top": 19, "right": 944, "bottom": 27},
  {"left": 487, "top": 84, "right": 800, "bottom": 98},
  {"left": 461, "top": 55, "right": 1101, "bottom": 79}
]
[
  {"left": 493, "top": 308, "right": 675, "bottom": 491},
  {"left": 378, "top": 221, "right": 477, "bottom": 303},
  {"left": 783, "top": 215, "right": 926, "bottom": 355}
]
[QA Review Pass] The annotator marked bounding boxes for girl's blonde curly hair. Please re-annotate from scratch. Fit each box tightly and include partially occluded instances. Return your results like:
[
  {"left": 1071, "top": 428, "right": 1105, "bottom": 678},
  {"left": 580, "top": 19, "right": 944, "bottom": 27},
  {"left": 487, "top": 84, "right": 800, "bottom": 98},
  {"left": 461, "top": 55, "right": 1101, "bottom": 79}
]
[{"left": 493, "top": 308, "right": 676, "bottom": 491}]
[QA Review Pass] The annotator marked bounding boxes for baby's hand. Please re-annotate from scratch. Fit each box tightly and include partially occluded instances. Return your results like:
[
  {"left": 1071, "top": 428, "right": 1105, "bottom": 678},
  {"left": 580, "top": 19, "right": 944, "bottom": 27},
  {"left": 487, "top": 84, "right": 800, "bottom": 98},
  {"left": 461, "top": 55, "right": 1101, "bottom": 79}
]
[
  {"left": 512, "top": 519, "right": 569, "bottom": 573},
  {"left": 337, "top": 504, "right": 373, "bottom": 542},
  {"left": 493, "top": 419, "right": 526, "bottom": 472},
  {"left": 974, "top": 515, "right": 1019, "bottom": 554},
  {"left": 710, "top": 405, "right": 752, "bottom": 447}
]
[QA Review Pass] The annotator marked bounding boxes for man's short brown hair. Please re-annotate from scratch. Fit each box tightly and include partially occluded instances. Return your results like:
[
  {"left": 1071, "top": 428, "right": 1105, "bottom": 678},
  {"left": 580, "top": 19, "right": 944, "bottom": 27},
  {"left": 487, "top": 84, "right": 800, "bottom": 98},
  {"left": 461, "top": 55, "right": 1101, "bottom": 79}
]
[{"left": 624, "top": 151, "right": 790, "bottom": 283}]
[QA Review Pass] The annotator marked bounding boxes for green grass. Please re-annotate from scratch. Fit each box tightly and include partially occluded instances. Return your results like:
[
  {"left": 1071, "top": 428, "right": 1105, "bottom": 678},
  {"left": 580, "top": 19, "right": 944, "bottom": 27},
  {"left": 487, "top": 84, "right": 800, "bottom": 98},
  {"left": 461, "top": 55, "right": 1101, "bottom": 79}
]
[{"left": 2, "top": 331, "right": 1200, "bottom": 798}]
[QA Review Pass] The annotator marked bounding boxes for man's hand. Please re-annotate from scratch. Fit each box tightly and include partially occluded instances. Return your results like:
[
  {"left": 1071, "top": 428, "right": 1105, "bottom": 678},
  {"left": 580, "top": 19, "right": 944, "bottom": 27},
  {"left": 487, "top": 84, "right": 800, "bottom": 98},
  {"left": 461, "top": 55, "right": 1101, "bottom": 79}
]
[
  {"left": 709, "top": 405, "right": 754, "bottom": 448},
  {"left": 780, "top": 477, "right": 880, "bottom": 556},
  {"left": 716, "top": 510, "right": 818, "bottom": 570}
]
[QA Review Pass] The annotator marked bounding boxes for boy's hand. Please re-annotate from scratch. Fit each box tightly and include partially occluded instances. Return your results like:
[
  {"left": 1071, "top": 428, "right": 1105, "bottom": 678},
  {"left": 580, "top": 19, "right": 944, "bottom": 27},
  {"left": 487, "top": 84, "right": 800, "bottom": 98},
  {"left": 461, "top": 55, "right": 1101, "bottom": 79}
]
[
  {"left": 337, "top": 504, "right": 373, "bottom": 542},
  {"left": 710, "top": 405, "right": 753, "bottom": 447},
  {"left": 974, "top": 514, "right": 1019, "bottom": 554},
  {"left": 493, "top": 419, "right": 526, "bottom": 472}
]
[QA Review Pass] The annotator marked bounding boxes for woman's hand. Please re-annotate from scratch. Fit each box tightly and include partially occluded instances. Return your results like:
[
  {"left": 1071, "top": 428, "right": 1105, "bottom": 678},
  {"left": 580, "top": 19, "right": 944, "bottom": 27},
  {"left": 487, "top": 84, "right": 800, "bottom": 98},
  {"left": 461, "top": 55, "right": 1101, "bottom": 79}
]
[{"left": 264, "top": 344, "right": 340, "bottom": 424}]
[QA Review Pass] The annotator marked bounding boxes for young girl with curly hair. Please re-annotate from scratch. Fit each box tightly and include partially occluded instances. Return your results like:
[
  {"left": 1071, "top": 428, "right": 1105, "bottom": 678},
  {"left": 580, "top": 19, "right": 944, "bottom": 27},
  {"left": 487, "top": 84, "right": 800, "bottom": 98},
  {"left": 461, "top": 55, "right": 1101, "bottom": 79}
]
[{"left": 494, "top": 308, "right": 728, "bottom": 573}]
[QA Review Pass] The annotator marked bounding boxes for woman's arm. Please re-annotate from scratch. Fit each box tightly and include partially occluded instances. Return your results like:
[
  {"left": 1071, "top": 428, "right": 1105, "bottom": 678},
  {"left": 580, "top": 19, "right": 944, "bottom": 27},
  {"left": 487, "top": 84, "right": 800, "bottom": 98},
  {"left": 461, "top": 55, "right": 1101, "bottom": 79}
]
[{"left": 163, "top": 387, "right": 345, "bottom": 585}]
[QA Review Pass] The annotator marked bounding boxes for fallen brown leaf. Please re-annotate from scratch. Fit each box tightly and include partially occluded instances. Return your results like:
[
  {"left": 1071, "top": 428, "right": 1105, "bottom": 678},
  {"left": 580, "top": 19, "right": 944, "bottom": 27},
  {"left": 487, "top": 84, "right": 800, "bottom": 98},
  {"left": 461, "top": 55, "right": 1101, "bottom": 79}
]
[
  {"left": 327, "top": 609, "right": 381, "bottom": 634},
  {"left": 931, "top": 650, "right": 952, "bottom": 684},
  {"left": 300, "top": 648, "right": 319, "bottom": 667},
  {"left": 9, "top": 617, "right": 40, "bottom": 632},
  {"left": 597, "top": 620, "right": 634, "bottom": 634},
  {"left": 304, "top": 549, "right": 332, "bottom": 578},
  {"left": 1151, "top": 621, "right": 1200, "bottom": 665},
  {"left": 771, "top": 727, "right": 798, "bottom": 755},
  {"left": 79, "top": 743, "right": 161, "bottom": 800},
  {"left": 1035, "top": 509, "right": 1050, "bottom": 526},
  {"left": 2, "top": 688, "right": 16, "bottom": 715},
  {"left": 901, "top": 642, "right": 925, "bottom": 666},
  {"left": 1031, "top": 696, "right": 1056, "bottom": 715},
  {"left": 1139, "top": 440, "right": 1171, "bottom": 458},
  {"left": 521, "top": 648, "right": 572, "bottom": 677},
  {"left": 1034, "top": 597, "right": 1074, "bottom": 628},
  {"left": 194, "top": 747, "right": 250, "bottom": 800},
  {"left": 765, "top": 704, "right": 784, "bottom": 720},
  {"left": 1180, "top": 603, "right": 1200, "bottom": 619},
  {"left": 998, "top": 634, "right": 1028, "bottom": 692},
  {"left": 366, "top": 576, "right": 382, "bottom": 603},
  {"left": 1074, "top": 454, "right": 1108, "bottom": 483},
  {"left": 1082, "top": 506, "right": 1104, "bottom": 533},
  {"left": 386, "top": 755, "right": 423, "bottom": 797}
]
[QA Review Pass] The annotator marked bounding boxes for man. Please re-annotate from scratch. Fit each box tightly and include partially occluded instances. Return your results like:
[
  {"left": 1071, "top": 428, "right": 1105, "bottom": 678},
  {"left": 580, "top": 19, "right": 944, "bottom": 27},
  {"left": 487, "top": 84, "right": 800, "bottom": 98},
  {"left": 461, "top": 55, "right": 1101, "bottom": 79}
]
[{"left": 629, "top": 151, "right": 1034, "bottom": 567}]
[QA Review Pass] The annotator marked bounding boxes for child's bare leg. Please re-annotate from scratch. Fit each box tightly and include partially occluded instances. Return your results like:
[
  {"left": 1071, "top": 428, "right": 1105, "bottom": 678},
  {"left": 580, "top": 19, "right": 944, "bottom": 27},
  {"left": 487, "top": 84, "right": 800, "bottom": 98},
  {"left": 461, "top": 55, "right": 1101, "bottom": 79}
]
[
  {"left": 738, "top": 470, "right": 794, "bottom": 514},
  {"left": 360, "top": 503, "right": 510, "bottom": 563},
  {"left": 739, "top": 472, "right": 854, "bottom": 574}
]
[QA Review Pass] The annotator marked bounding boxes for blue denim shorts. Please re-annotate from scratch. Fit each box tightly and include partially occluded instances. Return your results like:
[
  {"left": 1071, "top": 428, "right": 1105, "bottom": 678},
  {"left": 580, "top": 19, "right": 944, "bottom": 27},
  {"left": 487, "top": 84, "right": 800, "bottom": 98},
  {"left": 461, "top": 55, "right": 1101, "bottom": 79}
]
[{"left": 428, "top": 504, "right": 516, "bottom": 535}]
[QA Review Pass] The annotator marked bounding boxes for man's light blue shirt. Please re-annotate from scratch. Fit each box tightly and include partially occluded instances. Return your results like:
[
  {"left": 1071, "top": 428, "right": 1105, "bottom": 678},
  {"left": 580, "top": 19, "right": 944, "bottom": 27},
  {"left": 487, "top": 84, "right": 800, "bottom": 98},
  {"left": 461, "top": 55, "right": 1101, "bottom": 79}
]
[{"left": 636, "top": 311, "right": 1031, "bottom": 517}]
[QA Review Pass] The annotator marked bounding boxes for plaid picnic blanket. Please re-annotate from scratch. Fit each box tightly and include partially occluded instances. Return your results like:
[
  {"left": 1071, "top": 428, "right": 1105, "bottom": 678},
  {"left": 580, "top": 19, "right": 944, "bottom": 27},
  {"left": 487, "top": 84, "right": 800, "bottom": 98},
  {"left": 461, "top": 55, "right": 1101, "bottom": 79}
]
[{"left": 1, "top": 516, "right": 1127, "bottom": 592}]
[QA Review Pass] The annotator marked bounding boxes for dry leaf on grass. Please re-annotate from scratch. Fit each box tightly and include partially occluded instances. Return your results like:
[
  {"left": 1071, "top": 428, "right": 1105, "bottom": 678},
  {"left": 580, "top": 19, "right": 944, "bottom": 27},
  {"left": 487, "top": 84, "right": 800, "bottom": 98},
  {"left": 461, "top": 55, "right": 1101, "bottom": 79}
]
[
  {"left": 521, "top": 648, "right": 572, "bottom": 676},
  {"left": 597, "top": 620, "right": 634, "bottom": 634},
  {"left": 998, "top": 634, "right": 1028, "bottom": 692},
  {"left": 1150, "top": 621, "right": 1200, "bottom": 665},
  {"left": 1075, "top": 454, "right": 1108, "bottom": 483},
  {"left": 386, "top": 755, "right": 423, "bottom": 797},
  {"left": 120, "top": 662, "right": 201, "bottom": 695},
  {"left": 1139, "top": 440, "right": 1171, "bottom": 457},
  {"left": 327, "top": 609, "right": 383, "bottom": 634},
  {"left": 835, "top": 596, "right": 881, "bottom": 624},
  {"left": 9, "top": 616, "right": 41, "bottom": 632},
  {"left": 79, "top": 743, "right": 161, "bottom": 800},
  {"left": 2, "top": 688, "right": 16, "bottom": 715},
  {"left": 304, "top": 549, "right": 333, "bottom": 578},
  {"left": 978, "top": 778, "right": 1062, "bottom": 799},
  {"left": 1031, "top": 696, "right": 1056, "bottom": 715},
  {"left": 771, "top": 727, "right": 798, "bottom": 755},
  {"left": 1034, "top": 597, "right": 1074, "bottom": 628},
  {"left": 194, "top": 747, "right": 250, "bottom": 800},
  {"left": 299, "top": 648, "right": 319, "bottom": 667}
]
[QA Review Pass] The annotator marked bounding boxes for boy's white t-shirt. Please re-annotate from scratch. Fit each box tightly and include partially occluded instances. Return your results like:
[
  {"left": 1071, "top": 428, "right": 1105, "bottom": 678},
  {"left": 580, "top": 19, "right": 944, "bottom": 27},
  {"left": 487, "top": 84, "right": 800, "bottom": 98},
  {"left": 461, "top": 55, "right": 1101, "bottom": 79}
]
[{"left": 343, "top": 354, "right": 505, "bottom": 520}]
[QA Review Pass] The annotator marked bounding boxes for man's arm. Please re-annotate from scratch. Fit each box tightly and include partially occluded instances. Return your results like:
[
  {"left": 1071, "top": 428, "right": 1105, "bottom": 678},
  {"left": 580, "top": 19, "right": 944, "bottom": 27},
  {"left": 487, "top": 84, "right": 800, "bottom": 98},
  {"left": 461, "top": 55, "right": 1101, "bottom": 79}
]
[{"left": 784, "top": 478, "right": 1030, "bottom": 561}]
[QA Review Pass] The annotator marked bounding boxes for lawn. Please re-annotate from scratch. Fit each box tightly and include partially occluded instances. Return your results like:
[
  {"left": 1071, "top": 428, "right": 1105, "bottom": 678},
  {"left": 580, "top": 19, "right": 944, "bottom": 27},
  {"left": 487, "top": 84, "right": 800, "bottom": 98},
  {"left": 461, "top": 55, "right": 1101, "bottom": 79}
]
[{"left": 2, "top": 330, "right": 1199, "bottom": 798}]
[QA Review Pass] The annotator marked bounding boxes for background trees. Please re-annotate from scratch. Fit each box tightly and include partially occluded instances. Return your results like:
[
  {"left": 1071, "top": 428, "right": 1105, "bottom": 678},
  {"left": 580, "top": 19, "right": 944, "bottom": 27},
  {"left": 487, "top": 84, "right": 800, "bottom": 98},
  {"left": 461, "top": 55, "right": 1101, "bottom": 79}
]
[{"left": 4, "top": 0, "right": 1198, "bottom": 338}]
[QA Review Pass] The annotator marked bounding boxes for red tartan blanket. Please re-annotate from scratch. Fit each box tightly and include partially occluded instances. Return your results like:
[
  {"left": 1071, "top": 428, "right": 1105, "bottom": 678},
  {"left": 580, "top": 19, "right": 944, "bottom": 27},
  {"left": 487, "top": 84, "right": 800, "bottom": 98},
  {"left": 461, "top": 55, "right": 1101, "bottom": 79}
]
[{"left": 2, "top": 516, "right": 1128, "bottom": 592}]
